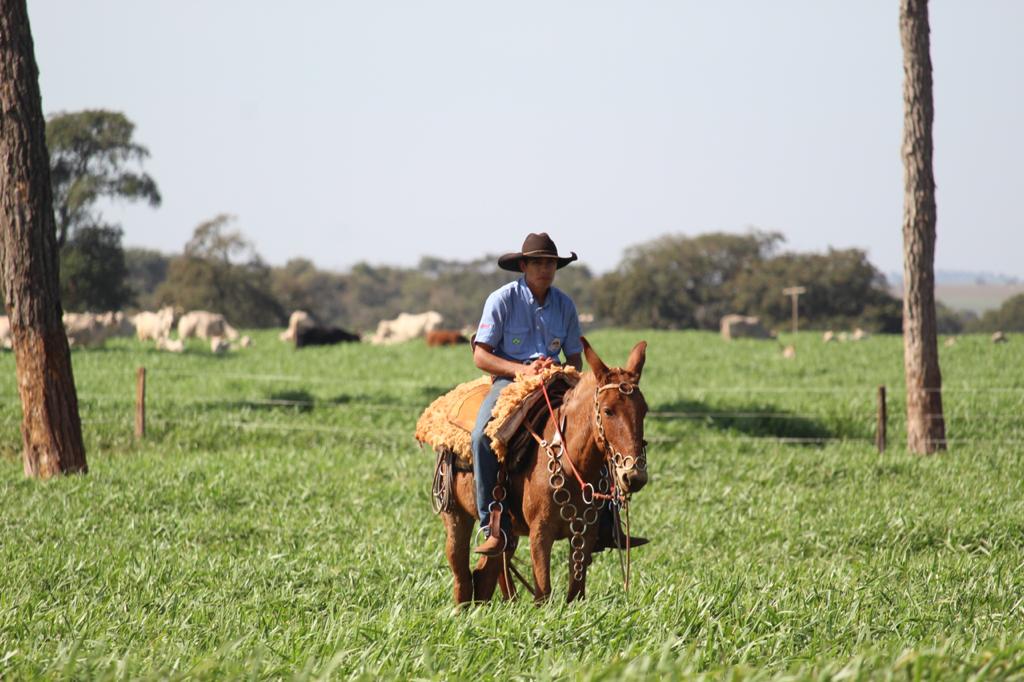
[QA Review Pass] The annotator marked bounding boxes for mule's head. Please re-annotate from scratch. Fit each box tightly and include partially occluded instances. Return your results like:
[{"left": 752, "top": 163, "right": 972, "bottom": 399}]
[{"left": 582, "top": 337, "right": 649, "bottom": 495}]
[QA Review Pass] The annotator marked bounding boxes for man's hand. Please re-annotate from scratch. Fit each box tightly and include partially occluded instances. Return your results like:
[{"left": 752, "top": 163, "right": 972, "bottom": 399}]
[{"left": 527, "top": 356, "right": 555, "bottom": 375}]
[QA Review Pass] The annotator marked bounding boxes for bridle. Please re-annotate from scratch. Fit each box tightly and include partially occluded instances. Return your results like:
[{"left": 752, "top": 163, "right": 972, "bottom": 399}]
[{"left": 593, "top": 381, "right": 648, "bottom": 490}]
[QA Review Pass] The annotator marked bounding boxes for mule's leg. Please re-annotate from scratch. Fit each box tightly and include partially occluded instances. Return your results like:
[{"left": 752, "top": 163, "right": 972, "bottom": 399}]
[
  {"left": 442, "top": 511, "right": 474, "bottom": 605},
  {"left": 529, "top": 528, "right": 555, "bottom": 603},
  {"left": 471, "top": 554, "right": 501, "bottom": 602}
]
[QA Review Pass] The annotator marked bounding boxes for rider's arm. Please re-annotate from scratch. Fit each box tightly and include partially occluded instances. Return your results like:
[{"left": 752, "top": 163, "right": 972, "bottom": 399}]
[{"left": 474, "top": 342, "right": 530, "bottom": 378}]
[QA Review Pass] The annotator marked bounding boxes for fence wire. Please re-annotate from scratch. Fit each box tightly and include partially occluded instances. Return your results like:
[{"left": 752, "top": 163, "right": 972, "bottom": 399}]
[{"left": 1, "top": 366, "right": 1022, "bottom": 447}]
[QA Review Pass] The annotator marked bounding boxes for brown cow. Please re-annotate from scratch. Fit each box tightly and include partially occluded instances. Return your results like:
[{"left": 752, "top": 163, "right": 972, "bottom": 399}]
[{"left": 426, "top": 329, "right": 469, "bottom": 346}]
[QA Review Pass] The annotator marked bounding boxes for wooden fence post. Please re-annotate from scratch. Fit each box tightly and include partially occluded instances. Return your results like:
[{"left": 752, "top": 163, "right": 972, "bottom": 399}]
[
  {"left": 135, "top": 367, "right": 146, "bottom": 439},
  {"left": 876, "top": 385, "right": 887, "bottom": 453}
]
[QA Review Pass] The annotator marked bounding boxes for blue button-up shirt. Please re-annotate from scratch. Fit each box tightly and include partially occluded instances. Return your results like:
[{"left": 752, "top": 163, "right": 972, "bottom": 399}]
[{"left": 475, "top": 277, "right": 583, "bottom": 363}]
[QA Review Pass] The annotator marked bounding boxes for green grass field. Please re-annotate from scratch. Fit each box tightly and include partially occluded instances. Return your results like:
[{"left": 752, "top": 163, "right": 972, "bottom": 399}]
[{"left": 2, "top": 330, "right": 1024, "bottom": 680}]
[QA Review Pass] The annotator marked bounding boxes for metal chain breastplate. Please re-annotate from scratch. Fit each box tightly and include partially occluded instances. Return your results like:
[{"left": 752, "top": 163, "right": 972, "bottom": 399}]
[{"left": 542, "top": 429, "right": 609, "bottom": 581}]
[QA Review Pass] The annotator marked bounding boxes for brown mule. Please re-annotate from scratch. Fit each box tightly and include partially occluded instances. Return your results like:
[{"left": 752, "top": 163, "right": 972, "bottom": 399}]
[{"left": 439, "top": 337, "right": 649, "bottom": 605}]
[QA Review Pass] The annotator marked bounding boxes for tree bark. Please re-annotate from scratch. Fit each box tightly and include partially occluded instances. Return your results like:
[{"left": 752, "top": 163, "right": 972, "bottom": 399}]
[
  {"left": 0, "top": 0, "right": 87, "bottom": 476},
  {"left": 899, "top": 0, "right": 945, "bottom": 454}
]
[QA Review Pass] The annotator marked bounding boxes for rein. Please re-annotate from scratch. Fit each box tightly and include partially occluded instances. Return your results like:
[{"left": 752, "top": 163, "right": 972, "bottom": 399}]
[{"left": 538, "top": 380, "right": 615, "bottom": 504}]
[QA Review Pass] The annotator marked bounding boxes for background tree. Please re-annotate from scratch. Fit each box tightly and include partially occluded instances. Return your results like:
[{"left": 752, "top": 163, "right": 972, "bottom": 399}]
[
  {"left": 730, "top": 248, "right": 902, "bottom": 332},
  {"left": 0, "top": 0, "right": 87, "bottom": 477},
  {"left": 543, "top": 261, "right": 595, "bottom": 319},
  {"left": 46, "top": 109, "right": 160, "bottom": 247},
  {"left": 60, "top": 224, "right": 130, "bottom": 311},
  {"left": 271, "top": 257, "right": 348, "bottom": 326},
  {"left": 408, "top": 255, "right": 511, "bottom": 329},
  {"left": 934, "top": 301, "right": 970, "bottom": 334},
  {"left": 46, "top": 110, "right": 160, "bottom": 310},
  {"left": 156, "top": 214, "right": 285, "bottom": 327},
  {"left": 75, "top": 222, "right": 981, "bottom": 338},
  {"left": 968, "top": 293, "right": 1024, "bottom": 333},
  {"left": 337, "top": 262, "right": 416, "bottom": 332},
  {"left": 266, "top": 254, "right": 592, "bottom": 335},
  {"left": 124, "top": 247, "right": 170, "bottom": 310},
  {"left": 593, "top": 231, "right": 781, "bottom": 329},
  {"left": 899, "top": 0, "right": 946, "bottom": 453}
]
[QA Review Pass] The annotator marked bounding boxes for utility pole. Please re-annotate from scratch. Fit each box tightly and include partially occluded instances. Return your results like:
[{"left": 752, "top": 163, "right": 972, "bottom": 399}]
[{"left": 782, "top": 286, "right": 806, "bottom": 335}]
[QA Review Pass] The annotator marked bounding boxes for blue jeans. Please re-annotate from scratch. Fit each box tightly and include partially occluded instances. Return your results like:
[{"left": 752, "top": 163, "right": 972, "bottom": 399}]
[{"left": 472, "top": 377, "right": 513, "bottom": 533}]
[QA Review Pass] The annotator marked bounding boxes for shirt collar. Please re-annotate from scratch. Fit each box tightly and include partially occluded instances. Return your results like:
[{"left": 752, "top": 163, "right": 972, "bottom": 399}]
[{"left": 517, "top": 277, "right": 552, "bottom": 308}]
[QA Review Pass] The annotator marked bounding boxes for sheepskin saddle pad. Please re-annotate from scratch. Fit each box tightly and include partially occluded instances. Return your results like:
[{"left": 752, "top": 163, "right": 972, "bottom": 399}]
[{"left": 415, "top": 366, "right": 581, "bottom": 469}]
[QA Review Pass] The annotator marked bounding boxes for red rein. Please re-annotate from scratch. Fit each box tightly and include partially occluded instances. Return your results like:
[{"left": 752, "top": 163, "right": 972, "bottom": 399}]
[{"left": 539, "top": 380, "right": 617, "bottom": 504}]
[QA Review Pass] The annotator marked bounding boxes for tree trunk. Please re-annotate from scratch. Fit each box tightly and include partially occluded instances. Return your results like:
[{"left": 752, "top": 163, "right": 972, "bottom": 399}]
[
  {"left": 899, "top": 0, "right": 945, "bottom": 454},
  {"left": 0, "top": 0, "right": 87, "bottom": 476}
]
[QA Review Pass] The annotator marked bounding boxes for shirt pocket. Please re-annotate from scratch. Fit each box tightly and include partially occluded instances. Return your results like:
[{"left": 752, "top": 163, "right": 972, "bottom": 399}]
[
  {"left": 547, "top": 323, "right": 567, "bottom": 354},
  {"left": 502, "top": 325, "right": 530, "bottom": 354}
]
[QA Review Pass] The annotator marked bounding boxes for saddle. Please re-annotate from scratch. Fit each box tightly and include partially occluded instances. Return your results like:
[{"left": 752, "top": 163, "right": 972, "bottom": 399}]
[
  {"left": 415, "top": 366, "right": 580, "bottom": 470},
  {"left": 446, "top": 381, "right": 492, "bottom": 433}
]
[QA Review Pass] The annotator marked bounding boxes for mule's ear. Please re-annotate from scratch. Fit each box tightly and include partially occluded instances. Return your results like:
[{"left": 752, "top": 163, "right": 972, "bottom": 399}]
[
  {"left": 581, "top": 336, "right": 609, "bottom": 381},
  {"left": 626, "top": 340, "right": 647, "bottom": 380}
]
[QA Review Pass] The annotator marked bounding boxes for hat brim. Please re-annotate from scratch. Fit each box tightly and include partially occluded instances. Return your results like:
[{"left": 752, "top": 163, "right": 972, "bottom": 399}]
[{"left": 497, "top": 251, "right": 578, "bottom": 272}]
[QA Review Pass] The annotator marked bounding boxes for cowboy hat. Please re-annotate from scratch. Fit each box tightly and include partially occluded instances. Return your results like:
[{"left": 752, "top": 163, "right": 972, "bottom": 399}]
[{"left": 497, "top": 232, "right": 578, "bottom": 272}]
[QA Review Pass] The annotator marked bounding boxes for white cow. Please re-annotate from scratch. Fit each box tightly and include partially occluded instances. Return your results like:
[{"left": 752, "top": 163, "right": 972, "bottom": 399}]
[
  {"left": 0, "top": 315, "right": 11, "bottom": 350},
  {"left": 96, "top": 311, "right": 135, "bottom": 339},
  {"left": 719, "top": 314, "right": 773, "bottom": 341},
  {"left": 155, "top": 336, "right": 185, "bottom": 353},
  {"left": 369, "top": 311, "right": 443, "bottom": 345},
  {"left": 133, "top": 306, "right": 176, "bottom": 341},
  {"left": 7, "top": 311, "right": 133, "bottom": 350},
  {"left": 279, "top": 310, "right": 315, "bottom": 342},
  {"left": 178, "top": 311, "right": 239, "bottom": 341},
  {"left": 62, "top": 311, "right": 140, "bottom": 348},
  {"left": 63, "top": 312, "right": 106, "bottom": 348}
]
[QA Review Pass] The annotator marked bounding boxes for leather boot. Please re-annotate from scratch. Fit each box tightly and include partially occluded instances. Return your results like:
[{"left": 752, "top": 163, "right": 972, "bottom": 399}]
[
  {"left": 593, "top": 521, "right": 648, "bottom": 553},
  {"left": 473, "top": 530, "right": 517, "bottom": 557}
]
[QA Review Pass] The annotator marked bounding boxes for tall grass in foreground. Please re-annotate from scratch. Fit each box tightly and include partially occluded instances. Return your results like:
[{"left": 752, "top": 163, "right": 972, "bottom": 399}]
[{"left": 1, "top": 330, "right": 1023, "bottom": 679}]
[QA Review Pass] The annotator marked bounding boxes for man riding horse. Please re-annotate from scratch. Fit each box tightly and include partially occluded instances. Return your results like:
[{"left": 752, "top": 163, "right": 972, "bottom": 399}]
[{"left": 471, "top": 232, "right": 649, "bottom": 556}]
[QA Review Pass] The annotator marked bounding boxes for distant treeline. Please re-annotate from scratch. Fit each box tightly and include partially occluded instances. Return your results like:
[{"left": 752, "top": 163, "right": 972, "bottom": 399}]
[{"left": 67, "top": 225, "right": 1006, "bottom": 335}]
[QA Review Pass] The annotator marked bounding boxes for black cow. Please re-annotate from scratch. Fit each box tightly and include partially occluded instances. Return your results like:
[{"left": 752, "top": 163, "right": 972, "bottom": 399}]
[{"left": 295, "top": 326, "right": 361, "bottom": 348}]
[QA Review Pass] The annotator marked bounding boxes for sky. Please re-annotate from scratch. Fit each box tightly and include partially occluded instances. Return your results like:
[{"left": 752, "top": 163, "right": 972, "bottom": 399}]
[{"left": 27, "top": 1, "right": 1024, "bottom": 277}]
